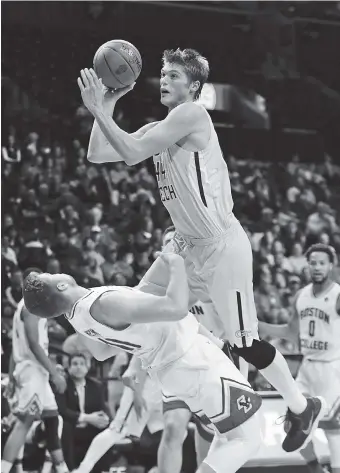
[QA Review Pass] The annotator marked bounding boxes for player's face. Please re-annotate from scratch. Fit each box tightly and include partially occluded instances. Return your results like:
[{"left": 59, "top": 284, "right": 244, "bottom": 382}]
[
  {"left": 160, "top": 63, "right": 193, "bottom": 109},
  {"left": 162, "top": 231, "right": 175, "bottom": 249},
  {"left": 308, "top": 251, "right": 332, "bottom": 284}
]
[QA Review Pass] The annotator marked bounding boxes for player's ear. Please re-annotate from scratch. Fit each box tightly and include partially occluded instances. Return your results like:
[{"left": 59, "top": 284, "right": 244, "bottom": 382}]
[
  {"left": 57, "top": 282, "right": 69, "bottom": 292},
  {"left": 190, "top": 80, "right": 200, "bottom": 95}
]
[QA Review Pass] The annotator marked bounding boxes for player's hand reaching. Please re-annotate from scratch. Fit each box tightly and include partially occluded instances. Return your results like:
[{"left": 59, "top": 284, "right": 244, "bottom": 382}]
[
  {"left": 159, "top": 252, "right": 184, "bottom": 266},
  {"left": 51, "top": 372, "right": 67, "bottom": 393},
  {"left": 78, "top": 68, "right": 106, "bottom": 115}
]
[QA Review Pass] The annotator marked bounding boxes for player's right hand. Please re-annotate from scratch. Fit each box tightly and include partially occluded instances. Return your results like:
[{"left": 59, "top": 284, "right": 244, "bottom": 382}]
[
  {"left": 159, "top": 252, "right": 184, "bottom": 266},
  {"left": 104, "top": 83, "right": 135, "bottom": 104},
  {"left": 51, "top": 373, "right": 67, "bottom": 393},
  {"left": 4, "top": 379, "right": 16, "bottom": 400}
]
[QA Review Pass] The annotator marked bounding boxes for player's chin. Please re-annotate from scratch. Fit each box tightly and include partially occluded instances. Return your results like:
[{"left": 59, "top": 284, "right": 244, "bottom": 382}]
[{"left": 160, "top": 94, "right": 172, "bottom": 106}]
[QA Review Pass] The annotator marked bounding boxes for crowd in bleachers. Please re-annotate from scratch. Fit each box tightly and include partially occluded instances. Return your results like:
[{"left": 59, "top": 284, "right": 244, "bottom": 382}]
[{"left": 2, "top": 123, "right": 340, "bottom": 361}]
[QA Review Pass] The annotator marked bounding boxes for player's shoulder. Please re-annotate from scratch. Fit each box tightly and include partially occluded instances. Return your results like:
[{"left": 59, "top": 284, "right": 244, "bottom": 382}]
[{"left": 169, "top": 101, "right": 206, "bottom": 122}]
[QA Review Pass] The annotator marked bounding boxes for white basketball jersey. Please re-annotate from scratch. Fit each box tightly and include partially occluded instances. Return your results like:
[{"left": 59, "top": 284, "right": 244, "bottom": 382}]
[
  {"left": 12, "top": 299, "right": 49, "bottom": 368},
  {"left": 153, "top": 106, "right": 234, "bottom": 238},
  {"left": 190, "top": 301, "right": 225, "bottom": 339},
  {"left": 296, "top": 282, "right": 340, "bottom": 361},
  {"left": 66, "top": 286, "right": 200, "bottom": 370}
]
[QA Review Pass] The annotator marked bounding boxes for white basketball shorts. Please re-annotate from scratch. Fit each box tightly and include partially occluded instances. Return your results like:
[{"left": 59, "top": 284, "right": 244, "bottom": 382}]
[
  {"left": 12, "top": 360, "right": 58, "bottom": 420},
  {"left": 138, "top": 214, "right": 259, "bottom": 348}
]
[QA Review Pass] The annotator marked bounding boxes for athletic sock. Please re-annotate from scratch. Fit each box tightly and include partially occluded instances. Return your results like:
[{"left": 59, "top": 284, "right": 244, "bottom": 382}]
[{"left": 260, "top": 350, "right": 308, "bottom": 414}]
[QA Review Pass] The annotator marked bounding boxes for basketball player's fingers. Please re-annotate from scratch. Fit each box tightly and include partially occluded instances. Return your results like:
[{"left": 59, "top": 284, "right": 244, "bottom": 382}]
[
  {"left": 89, "top": 68, "right": 101, "bottom": 86},
  {"left": 77, "top": 77, "right": 85, "bottom": 93},
  {"left": 84, "top": 68, "right": 95, "bottom": 87},
  {"left": 80, "top": 69, "right": 89, "bottom": 88}
]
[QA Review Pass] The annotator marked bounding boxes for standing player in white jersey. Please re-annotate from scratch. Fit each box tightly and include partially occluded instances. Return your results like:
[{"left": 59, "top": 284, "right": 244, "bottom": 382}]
[
  {"left": 78, "top": 47, "right": 324, "bottom": 453},
  {"left": 1, "top": 269, "right": 68, "bottom": 473},
  {"left": 23, "top": 253, "right": 263, "bottom": 473},
  {"left": 259, "top": 244, "right": 340, "bottom": 473}
]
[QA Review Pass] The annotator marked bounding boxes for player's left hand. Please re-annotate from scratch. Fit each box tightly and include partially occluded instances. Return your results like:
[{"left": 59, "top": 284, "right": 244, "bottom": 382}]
[{"left": 78, "top": 68, "right": 106, "bottom": 115}]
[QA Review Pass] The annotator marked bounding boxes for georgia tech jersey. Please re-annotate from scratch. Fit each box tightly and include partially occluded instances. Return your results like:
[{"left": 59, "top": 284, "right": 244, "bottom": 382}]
[
  {"left": 66, "top": 286, "right": 199, "bottom": 370},
  {"left": 296, "top": 282, "right": 340, "bottom": 361},
  {"left": 153, "top": 105, "right": 234, "bottom": 239}
]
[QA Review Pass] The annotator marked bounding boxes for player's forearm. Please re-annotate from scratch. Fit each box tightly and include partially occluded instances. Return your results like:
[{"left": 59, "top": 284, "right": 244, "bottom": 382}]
[
  {"left": 164, "top": 259, "right": 189, "bottom": 319},
  {"left": 198, "top": 325, "right": 224, "bottom": 349},
  {"left": 92, "top": 108, "right": 146, "bottom": 165},
  {"left": 88, "top": 117, "right": 125, "bottom": 164},
  {"left": 29, "top": 344, "right": 58, "bottom": 377},
  {"left": 258, "top": 320, "right": 292, "bottom": 340}
]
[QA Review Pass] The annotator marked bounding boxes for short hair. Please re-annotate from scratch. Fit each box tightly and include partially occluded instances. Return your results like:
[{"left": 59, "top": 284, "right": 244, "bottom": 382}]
[
  {"left": 23, "top": 267, "right": 42, "bottom": 280},
  {"left": 68, "top": 352, "right": 87, "bottom": 366},
  {"left": 305, "top": 243, "right": 336, "bottom": 264},
  {"left": 163, "top": 225, "right": 175, "bottom": 237},
  {"left": 23, "top": 272, "right": 56, "bottom": 317},
  {"left": 162, "top": 48, "right": 210, "bottom": 100}
]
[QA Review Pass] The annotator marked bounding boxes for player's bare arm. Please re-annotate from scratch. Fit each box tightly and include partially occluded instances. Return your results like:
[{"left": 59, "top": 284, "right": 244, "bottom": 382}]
[
  {"left": 91, "top": 253, "right": 189, "bottom": 326},
  {"left": 258, "top": 290, "right": 301, "bottom": 345},
  {"left": 23, "top": 307, "right": 66, "bottom": 392},
  {"left": 78, "top": 68, "right": 204, "bottom": 165}
]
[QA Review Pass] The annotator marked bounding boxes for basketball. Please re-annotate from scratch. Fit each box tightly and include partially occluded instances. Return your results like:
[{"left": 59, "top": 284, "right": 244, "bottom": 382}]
[{"left": 93, "top": 40, "right": 142, "bottom": 89}]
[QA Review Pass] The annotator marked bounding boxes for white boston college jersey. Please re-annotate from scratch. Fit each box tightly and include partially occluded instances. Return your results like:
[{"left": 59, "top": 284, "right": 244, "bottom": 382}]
[
  {"left": 189, "top": 301, "right": 225, "bottom": 339},
  {"left": 296, "top": 282, "right": 340, "bottom": 361},
  {"left": 12, "top": 298, "right": 49, "bottom": 368},
  {"left": 66, "top": 286, "right": 200, "bottom": 370},
  {"left": 153, "top": 105, "right": 234, "bottom": 239}
]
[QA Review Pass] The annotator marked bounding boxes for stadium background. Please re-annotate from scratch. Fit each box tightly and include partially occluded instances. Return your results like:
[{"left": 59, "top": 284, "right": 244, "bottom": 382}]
[{"left": 2, "top": 1, "right": 340, "bottom": 472}]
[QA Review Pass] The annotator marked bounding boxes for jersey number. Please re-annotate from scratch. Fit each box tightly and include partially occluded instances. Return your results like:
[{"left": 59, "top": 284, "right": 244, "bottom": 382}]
[
  {"left": 155, "top": 161, "right": 166, "bottom": 181},
  {"left": 309, "top": 320, "right": 315, "bottom": 337}
]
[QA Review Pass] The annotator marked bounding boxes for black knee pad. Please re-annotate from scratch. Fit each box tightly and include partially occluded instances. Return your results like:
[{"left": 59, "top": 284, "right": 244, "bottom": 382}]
[
  {"left": 43, "top": 415, "right": 61, "bottom": 452},
  {"left": 233, "top": 339, "right": 276, "bottom": 370}
]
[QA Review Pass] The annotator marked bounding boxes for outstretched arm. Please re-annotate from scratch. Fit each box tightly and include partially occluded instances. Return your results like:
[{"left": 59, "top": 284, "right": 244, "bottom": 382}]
[
  {"left": 92, "top": 254, "right": 189, "bottom": 325},
  {"left": 258, "top": 291, "right": 301, "bottom": 345},
  {"left": 78, "top": 68, "right": 203, "bottom": 165}
]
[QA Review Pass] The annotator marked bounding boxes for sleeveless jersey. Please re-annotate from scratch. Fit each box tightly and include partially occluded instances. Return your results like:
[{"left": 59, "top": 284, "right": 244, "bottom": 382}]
[
  {"left": 12, "top": 299, "right": 49, "bottom": 368},
  {"left": 153, "top": 105, "right": 234, "bottom": 238},
  {"left": 66, "top": 286, "right": 200, "bottom": 370},
  {"left": 296, "top": 282, "right": 340, "bottom": 361}
]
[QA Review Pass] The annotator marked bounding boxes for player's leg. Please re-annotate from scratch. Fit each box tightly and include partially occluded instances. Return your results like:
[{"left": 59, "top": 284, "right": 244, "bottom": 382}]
[
  {"left": 42, "top": 382, "right": 68, "bottom": 473},
  {"left": 196, "top": 414, "right": 261, "bottom": 473},
  {"left": 1, "top": 364, "right": 44, "bottom": 473},
  {"left": 157, "top": 401, "right": 191, "bottom": 473},
  {"left": 324, "top": 430, "right": 340, "bottom": 473},
  {"left": 207, "top": 222, "right": 325, "bottom": 451},
  {"left": 189, "top": 340, "right": 262, "bottom": 473},
  {"left": 193, "top": 423, "right": 213, "bottom": 468}
]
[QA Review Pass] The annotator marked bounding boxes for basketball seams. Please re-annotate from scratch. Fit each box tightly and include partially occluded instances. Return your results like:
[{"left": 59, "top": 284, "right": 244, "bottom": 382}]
[
  {"left": 102, "top": 50, "right": 125, "bottom": 86},
  {"left": 106, "top": 46, "right": 136, "bottom": 77}
]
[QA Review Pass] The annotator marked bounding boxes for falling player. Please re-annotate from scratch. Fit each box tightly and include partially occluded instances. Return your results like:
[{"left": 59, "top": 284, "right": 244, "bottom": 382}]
[
  {"left": 259, "top": 244, "right": 340, "bottom": 473},
  {"left": 23, "top": 253, "right": 263, "bottom": 473},
  {"left": 78, "top": 47, "right": 325, "bottom": 452},
  {"left": 1, "top": 269, "right": 69, "bottom": 473}
]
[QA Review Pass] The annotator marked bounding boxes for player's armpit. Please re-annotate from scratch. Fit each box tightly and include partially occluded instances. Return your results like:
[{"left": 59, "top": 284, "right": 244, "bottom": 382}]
[{"left": 92, "top": 289, "right": 188, "bottom": 325}]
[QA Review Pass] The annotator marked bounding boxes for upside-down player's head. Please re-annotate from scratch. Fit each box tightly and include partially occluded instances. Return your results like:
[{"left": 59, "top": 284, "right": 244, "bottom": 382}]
[
  {"left": 160, "top": 48, "right": 209, "bottom": 109},
  {"left": 162, "top": 225, "right": 176, "bottom": 249},
  {"left": 23, "top": 272, "right": 79, "bottom": 318},
  {"left": 305, "top": 243, "right": 337, "bottom": 284}
]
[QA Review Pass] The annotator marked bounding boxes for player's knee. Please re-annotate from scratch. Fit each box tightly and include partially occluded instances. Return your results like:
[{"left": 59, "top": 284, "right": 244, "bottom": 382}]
[
  {"left": 163, "top": 410, "right": 190, "bottom": 444},
  {"left": 43, "top": 415, "right": 61, "bottom": 452},
  {"left": 233, "top": 339, "right": 276, "bottom": 370},
  {"left": 325, "top": 430, "right": 340, "bottom": 468}
]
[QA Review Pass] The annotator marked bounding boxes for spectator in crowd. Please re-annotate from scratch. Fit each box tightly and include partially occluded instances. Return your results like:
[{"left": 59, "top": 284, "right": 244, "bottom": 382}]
[
  {"left": 56, "top": 353, "right": 110, "bottom": 472},
  {"left": 101, "top": 243, "right": 119, "bottom": 284},
  {"left": 288, "top": 242, "right": 307, "bottom": 274},
  {"left": 2, "top": 134, "right": 21, "bottom": 163}
]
